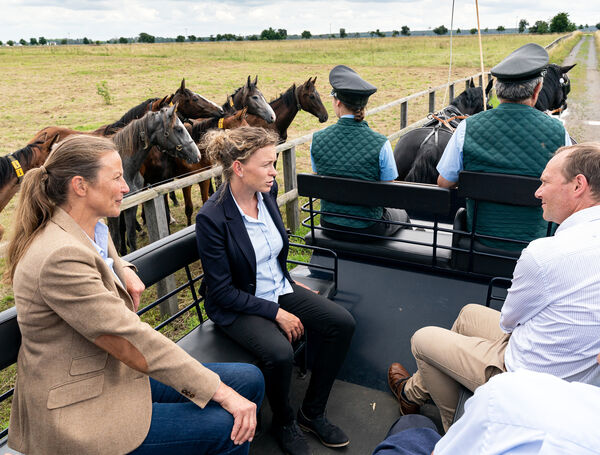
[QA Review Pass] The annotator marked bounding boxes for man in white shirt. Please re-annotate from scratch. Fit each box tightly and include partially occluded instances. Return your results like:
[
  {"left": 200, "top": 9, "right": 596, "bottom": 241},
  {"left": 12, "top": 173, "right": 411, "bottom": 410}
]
[
  {"left": 388, "top": 143, "right": 600, "bottom": 431},
  {"left": 374, "top": 370, "right": 600, "bottom": 455}
]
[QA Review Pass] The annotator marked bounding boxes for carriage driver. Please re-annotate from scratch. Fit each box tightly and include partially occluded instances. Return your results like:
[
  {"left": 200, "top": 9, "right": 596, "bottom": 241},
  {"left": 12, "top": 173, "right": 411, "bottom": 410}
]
[
  {"left": 436, "top": 43, "right": 572, "bottom": 250},
  {"left": 310, "top": 65, "right": 410, "bottom": 239}
]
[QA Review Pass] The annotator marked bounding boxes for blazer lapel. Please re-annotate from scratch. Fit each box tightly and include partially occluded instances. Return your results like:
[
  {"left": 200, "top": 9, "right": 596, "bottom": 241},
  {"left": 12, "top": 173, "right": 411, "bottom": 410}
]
[{"left": 221, "top": 186, "right": 257, "bottom": 272}]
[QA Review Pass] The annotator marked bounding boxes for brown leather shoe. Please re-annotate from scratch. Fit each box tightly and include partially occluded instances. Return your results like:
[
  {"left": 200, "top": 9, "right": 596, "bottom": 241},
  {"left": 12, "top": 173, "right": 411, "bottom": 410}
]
[{"left": 387, "top": 362, "right": 420, "bottom": 415}]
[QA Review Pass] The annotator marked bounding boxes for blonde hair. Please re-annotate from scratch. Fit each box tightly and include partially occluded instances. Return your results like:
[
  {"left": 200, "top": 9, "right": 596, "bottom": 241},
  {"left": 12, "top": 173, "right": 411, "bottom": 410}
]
[
  {"left": 201, "top": 126, "right": 279, "bottom": 184},
  {"left": 6, "top": 135, "right": 117, "bottom": 281}
]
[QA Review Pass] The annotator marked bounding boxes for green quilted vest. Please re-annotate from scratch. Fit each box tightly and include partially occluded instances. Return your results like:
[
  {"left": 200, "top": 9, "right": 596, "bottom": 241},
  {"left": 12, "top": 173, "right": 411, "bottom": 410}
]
[
  {"left": 463, "top": 103, "right": 565, "bottom": 250},
  {"left": 312, "top": 117, "right": 387, "bottom": 228}
]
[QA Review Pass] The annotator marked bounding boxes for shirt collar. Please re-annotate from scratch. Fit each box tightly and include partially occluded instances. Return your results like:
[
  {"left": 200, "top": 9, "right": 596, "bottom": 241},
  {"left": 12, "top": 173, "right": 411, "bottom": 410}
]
[
  {"left": 556, "top": 205, "right": 600, "bottom": 234},
  {"left": 340, "top": 114, "right": 354, "bottom": 119},
  {"left": 84, "top": 220, "right": 110, "bottom": 259}
]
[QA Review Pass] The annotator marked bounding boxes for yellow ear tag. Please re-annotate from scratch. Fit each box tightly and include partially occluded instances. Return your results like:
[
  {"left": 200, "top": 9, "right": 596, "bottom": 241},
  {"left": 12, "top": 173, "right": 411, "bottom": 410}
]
[
  {"left": 229, "top": 98, "right": 234, "bottom": 107},
  {"left": 218, "top": 118, "right": 224, "bottom": 129}
]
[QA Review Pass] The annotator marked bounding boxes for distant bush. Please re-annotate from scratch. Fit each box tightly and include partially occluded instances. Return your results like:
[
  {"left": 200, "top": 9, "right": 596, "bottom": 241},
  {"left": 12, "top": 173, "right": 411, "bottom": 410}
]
[
  {"left": 301, "top": 30, "right": 311, "bottom": 39},
  {"left": 119, "top": 37, "right": 128, "bottom": 44},
  {"left": 96, "top": 81, "right": 112, "bottom": 105},
  {"left": 470, "top": 28, "right": 477, "bottom": 34},
  {"left": 260, "top": 27, "right": 287, "bottom": 40},
  {"left": 497, "top": 26, "right": 505, "bottom": 32},
  {"left": 519, "top": 19, "right": 529, "bottom": 33},
  {"left": 433, "top": 25, "right": 448, "bottom": 35},
  {"left": 549, "top": 12, "right": 577, "bottom": 33},
  {"left": 19, "top": 39, "right": 27, "bottom": 46},
  {"left": 30, "top": 37, "right": 37, "bottom": 45},
  {"left": 176, "top": 35, "right": 185, "bottom": 42},
  {"left": 138, "top": 32, "right": 155, "bottom": 43},
  {"left": 529, "top": 20, "right": 549, "bottom": 34},
  {"left": 401, "top": 25, "right": 410, "bottom": 36}
]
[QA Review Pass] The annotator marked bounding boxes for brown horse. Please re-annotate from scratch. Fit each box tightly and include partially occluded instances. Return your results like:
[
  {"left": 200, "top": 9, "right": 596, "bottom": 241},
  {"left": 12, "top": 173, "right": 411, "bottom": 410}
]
[
  {"left": 140, "top": 108, "right": 249, "bottom": 226},
  {"left": 0, "top": 134, "right": 60, "bottom": 240},
  {"left": 29, "top": 79, "right": 223, "bottom": 145},
  {"left": 246, "top": 77, "right": 328, "bottom": 142}
]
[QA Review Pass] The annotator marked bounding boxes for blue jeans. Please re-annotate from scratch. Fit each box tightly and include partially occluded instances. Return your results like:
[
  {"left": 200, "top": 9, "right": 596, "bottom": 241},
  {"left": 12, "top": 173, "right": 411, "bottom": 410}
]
[{"left": 129, "top": 363, "right": 265, "bottom": 455}]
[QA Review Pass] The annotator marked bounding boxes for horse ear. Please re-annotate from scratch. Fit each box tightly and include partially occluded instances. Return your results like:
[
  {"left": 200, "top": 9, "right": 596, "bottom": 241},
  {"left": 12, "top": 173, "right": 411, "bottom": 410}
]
[
  {"left": 253, "top": 75, "right": 258, "bottom": 86},
  {"left": 180, "top": 79, "right": 186, "bottom": 91},
  {"left": 561, "top": 63, "right": 576, "bottom": 73},
  {"left": 165, "top": 94, "right": 174, "bottom": 105},
  {"left": 485, "top": 78, "right": 494, "bottom": 96},
  {"left": 469, "top": 78, "right": 475, "bottom": 88},
  {"left": 241, "top": 106, "right": 248, "bottom": 117},
  {"left": 48, "top": 133, "right": 60, "bottom": 153},
  {"left": 247, "top": 75, "right": 252, "bottom": 88}
]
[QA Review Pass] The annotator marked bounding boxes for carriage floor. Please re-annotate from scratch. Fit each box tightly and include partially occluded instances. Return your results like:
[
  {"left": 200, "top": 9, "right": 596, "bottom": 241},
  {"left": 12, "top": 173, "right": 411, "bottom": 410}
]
[{"left": 251, "top": 255, "right": 490, "bottom": 454}]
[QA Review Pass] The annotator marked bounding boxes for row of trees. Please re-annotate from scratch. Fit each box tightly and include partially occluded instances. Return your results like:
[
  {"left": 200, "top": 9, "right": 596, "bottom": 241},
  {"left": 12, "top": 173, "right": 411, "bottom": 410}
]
[
  {"left": 431, "top": 12, "right": 588, "bottom": 36},
  {"left": 2, "top": 14, "right": 596, "bottom": 47}
]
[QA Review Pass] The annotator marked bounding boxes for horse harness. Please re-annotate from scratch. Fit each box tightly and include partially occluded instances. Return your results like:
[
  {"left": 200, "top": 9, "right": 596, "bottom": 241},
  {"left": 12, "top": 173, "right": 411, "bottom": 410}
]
[
  {"left": 8, "top": 154, "right": 24, "bottom": 183},
  {"left": 418, "top": 106, "right": 468, "bottom": 151}
]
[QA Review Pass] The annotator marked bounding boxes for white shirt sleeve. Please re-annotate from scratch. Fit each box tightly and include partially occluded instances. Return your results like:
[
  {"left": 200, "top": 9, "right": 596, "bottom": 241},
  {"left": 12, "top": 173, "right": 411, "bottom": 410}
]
[
  {"left": 499, "top": 247, "right": 549, "bottom": 333},
  {"left": 436, "top": 120, "right": 466, "bottom": 183}
]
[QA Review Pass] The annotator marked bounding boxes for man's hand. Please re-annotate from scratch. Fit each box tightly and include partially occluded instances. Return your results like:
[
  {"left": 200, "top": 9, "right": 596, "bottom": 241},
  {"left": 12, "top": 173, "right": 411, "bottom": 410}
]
[
  {"left": 212, "top": 382, "right": 258, "bottom": 445},
  {"left": 122, "top": 266, "right": 145, "bottom": 311},
  {"left": 275, "top": 308, "right": 304, "bottom": 343}
]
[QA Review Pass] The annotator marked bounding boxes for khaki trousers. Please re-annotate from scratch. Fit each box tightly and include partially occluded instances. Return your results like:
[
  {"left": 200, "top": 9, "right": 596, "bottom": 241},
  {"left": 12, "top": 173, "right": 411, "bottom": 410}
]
[{"left": 404, "top": 304, "right": 510, "bottom": 431}]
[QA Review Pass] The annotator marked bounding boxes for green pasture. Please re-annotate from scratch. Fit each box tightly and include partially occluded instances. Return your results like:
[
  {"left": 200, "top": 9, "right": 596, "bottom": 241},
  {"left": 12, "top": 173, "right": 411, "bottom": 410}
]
[{"left": 0, "top": 32, "right": 582, "bottom": 429}]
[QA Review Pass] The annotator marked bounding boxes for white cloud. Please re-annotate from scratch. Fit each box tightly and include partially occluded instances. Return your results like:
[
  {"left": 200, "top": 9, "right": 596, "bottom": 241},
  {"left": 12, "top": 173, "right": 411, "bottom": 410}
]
[{"left": 0, "top": 0, "right": 597, "bottom": 41}]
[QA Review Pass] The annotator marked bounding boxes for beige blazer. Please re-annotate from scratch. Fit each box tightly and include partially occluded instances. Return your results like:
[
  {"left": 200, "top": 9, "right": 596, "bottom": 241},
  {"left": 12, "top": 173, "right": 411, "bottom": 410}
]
[{"left": 8, "top": 208, "right": 220, "bottom": 455}]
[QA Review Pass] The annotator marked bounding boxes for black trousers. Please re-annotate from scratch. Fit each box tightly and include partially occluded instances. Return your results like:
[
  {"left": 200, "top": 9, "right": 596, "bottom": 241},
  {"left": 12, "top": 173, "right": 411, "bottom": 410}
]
[{"left": 219, "top": 284, "right": 356, "bottom": 426}]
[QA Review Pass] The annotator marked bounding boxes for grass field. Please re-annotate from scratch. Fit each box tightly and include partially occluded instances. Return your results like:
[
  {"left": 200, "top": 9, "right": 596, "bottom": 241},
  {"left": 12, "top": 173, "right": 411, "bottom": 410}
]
[{"left": 0, "top": 32, "right": 582, "bottom": 430}]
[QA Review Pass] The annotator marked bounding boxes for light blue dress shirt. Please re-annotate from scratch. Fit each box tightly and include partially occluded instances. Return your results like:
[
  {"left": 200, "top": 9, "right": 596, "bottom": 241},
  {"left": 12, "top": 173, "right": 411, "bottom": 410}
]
[
  {"left": 310, "top": 115, "right": 398, "bottom": 181},
  {"left": 434, "top": 370, "right": 600, "bottom": 454},
  {"left": 436, "top": 119, "right": 573, "bottom": 183},
  {"left": 231, "top": 190, "right": 293, "bottom": 303},
  {"left": 85, "top": 220, "right": 122, "bottom": 286},
  {"left": 501, "top": 205, "right": 600, "bottom": 385}
]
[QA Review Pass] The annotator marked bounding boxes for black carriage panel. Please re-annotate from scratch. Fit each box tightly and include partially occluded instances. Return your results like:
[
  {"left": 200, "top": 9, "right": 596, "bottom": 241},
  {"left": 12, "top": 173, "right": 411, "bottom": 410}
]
[{"left": 452, "top": 171, "right": 553, "bottom": 277}]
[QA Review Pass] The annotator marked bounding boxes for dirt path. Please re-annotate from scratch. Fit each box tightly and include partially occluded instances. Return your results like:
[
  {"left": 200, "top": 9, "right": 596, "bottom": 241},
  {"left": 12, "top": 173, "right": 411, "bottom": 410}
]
[{"left": 560, "top": 35, "right": 600, "bottom": 142}]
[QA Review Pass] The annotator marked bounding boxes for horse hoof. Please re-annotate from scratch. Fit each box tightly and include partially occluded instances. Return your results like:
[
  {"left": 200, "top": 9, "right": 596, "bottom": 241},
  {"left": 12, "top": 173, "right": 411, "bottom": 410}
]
[{"left": 169, "top": 216, "right": 177, "bottom": 225}]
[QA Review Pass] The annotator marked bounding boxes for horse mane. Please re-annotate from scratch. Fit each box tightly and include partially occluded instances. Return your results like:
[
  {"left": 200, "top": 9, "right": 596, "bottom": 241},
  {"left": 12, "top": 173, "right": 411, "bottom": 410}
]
[
  {"left": 190, "top": 117, "right": 219, "bottom": 142},
  {"left": 0, "top": 144, "right": 37, "bottom": 185},
  {"left": 102, "top": 98, "right": 157, "bottom": 136},
  {"left": 270, "top": 85, "right": 296, "bottom": 107},
  {"left": 112, "top": 113, "right": 150, "bottom": 157}
]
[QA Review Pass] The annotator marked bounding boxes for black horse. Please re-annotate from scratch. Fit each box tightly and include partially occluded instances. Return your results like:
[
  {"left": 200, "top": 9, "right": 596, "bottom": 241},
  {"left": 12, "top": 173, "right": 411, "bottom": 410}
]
[
  {"left": 394, "top": 64, "right": 576, "bottom": 184},
  {"left": 394, "top": 79, "right": 493, "bottom": 183},
  {"left": 535, "top": 63, "right": 576, "bottom": 113}
]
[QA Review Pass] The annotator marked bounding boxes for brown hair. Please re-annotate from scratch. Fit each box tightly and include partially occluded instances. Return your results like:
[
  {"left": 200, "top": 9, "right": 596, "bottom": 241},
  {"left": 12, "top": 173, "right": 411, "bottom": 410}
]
[
  {"left": 201, "top": 126, "right": 279, "bottom": 184},
  {"left": 555, "top": 142, "right": 600, "bottom": 201},
  {"left": 6, "top": 135, "right": 117, "bottom": 281},
  {"left": 336, "top": 97, "right": 366, "bottom": 122}
]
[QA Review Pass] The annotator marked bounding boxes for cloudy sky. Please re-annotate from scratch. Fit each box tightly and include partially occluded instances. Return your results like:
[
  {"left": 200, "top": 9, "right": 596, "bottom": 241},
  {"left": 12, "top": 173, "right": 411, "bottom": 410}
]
[{"left": 1, "top": 0, "right": 597, "bottom": 42}]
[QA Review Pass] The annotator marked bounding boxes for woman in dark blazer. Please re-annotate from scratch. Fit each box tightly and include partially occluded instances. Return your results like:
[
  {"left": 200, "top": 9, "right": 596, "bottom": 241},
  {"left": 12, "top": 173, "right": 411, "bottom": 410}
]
[{"left": 196, "top": 127, "right": 355, "bottom": 455}]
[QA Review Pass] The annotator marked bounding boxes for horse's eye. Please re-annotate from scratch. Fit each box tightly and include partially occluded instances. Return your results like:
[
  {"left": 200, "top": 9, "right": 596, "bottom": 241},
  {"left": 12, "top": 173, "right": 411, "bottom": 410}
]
[
  {"left": 310, "top": 94, "right": 315, "bottom": 99},
  {"left": 252, "top": 95, "right": 259, "bottom": 99}
]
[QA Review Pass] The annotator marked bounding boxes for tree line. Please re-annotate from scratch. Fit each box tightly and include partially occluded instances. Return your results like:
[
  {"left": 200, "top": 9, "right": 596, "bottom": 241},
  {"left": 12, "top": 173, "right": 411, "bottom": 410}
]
[{"left": 2, "top": 13, "right": 596, "bottom": 47}]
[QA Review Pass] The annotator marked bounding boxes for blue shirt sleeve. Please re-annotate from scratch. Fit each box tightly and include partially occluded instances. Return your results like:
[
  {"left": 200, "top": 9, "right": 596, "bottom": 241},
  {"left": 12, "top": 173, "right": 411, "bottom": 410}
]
[
  {"left": 436, "top": 120, "right": 466, "bottom": 183},
  {"left": 379, "top": 140, "right": 398, "bottom": 181},
  {"left": 564, "top": 129, "right": 572, "bottom": 146}
]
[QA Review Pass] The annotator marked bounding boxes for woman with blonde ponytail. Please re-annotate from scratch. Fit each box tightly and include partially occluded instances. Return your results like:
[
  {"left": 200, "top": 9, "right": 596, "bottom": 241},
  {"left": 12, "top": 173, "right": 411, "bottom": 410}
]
[
  {"left": 196, "top": 126, "right": 355, "bottom": 455},
  {"left": 310, "top": 65, "right": 410, "bottom": 239},
  {"left": 7, "top": 134, "right": 264, "bottom": 455}
]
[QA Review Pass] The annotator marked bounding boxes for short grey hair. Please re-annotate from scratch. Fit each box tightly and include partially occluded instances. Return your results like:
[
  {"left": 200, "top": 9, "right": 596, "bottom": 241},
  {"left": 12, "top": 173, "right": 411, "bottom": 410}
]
[{"left": 495, "top": 76, "right": 543, "bottom": 102}]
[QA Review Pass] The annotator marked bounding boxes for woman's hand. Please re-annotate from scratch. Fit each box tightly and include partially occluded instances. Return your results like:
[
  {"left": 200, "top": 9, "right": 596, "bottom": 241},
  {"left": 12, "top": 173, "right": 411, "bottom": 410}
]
[
  {"left": 122, "top": 266, "right": 145, "bottom": 311},
  {"left": 211, "top": 382, "right": 258, "bottom": 445},
  {"left": 275, "top": 308, "right": 304, "bottom": 343}
]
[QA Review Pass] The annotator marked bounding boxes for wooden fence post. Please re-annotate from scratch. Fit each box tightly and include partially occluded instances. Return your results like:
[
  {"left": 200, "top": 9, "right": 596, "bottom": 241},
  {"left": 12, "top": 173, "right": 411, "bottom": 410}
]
[
  {"left": 449, "top": 83, "right": 455, "bottom": 101},
  {"left": 143, "top": 196, "right": 179, "bottom": 317},
  {"left": 400, "top": 101, "right": 408, "bottom": 129},
  {"left": 282, "top": 146, "right": 299, "bottom": 232},
  {"left": 465, "top": 80, "right": 470, "bottom": 90},
  {"left": 428, "top": 90, "right": 436, "bottom": 113}
]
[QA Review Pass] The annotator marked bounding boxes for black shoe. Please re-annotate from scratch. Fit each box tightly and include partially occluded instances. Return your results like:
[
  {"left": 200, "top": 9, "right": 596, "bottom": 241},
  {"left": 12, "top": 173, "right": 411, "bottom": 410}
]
[
  {"left": 272, "top": 420, "right": 311, "bottom": 455},
  {"left": 297, "top": 409, "right": 350, "bottom": 448}
]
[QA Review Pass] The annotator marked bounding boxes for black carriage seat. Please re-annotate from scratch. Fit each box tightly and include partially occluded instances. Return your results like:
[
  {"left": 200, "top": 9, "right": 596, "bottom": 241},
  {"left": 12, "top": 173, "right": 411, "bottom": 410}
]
[
  {"left": 299, "top": 173, "right": 455, "bottom": 269},
  {"left": 1, "top": 223, "right": 338, "bottom": 451},
  {"left": 451, "top": 171, "right": 553, "bottom": 278}
]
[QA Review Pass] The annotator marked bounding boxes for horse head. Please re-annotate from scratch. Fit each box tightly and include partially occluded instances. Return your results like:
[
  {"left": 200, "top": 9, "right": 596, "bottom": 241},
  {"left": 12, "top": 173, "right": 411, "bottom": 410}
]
[
  {"left": 536, "top": 63, "right": 576, "bottom": 114},
  {"left": 173, "top": 78, "right": 224, "bottom": 120},
  {"left": 230, "top": 76, "right": 276, "bottom": 124},
  {"left": 450, "top": 78, "right": 493, "bottom": 115},
  {"left": 297, "top": 77, "right": 328, "bottom": 123},
  {"left": 148, "top": 104, "right": 200, "bottom": 163}
]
